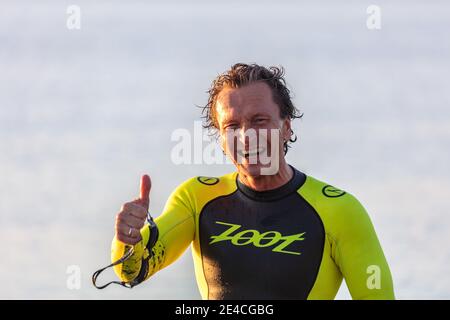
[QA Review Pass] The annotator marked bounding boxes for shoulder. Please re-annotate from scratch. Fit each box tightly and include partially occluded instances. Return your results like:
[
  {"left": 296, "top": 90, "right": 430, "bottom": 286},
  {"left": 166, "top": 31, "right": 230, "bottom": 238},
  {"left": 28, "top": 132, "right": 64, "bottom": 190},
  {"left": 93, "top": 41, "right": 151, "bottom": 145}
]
[
  {"left": 176, "top": 172, "right": 238, "bottom": 193},
  {"left": 299, "top": 175, "right": 356, "bottom": 204},
  {"left": 298, "top": 175, "right": 370, "bottom": 228},
  {"left": 168, "top": 172, "right": 238, "bottom": 212}
]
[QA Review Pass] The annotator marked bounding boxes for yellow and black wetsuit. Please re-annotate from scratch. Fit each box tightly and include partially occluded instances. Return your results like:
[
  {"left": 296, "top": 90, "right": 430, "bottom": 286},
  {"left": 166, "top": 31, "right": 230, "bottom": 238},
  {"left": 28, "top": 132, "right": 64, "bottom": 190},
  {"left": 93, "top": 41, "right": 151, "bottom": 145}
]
[{"left": 111, "top": 166, "right": 395, "bottom": 299}]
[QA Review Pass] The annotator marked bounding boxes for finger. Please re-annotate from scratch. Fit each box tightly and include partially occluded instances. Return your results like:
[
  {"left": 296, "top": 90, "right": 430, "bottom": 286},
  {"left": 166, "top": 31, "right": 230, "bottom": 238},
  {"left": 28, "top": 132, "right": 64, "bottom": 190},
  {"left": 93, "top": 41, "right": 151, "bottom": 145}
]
[
  {"left": 116, "top": 233, "right": 142, "bottom": 246},
  {"left": 139, "top": 174, "right": 151, "bottom": 211},
  {"left": 117, "top": 224, "right": 142, "bottom": 240},
  {"left": 117, "top": 213, "right": 145, "bottom": 229},
  {"left": 121, "top": 202, "right": 147, "bottom": 220},
  {"left": 116, "top": 214, "right": 143, "bottom": 231}
]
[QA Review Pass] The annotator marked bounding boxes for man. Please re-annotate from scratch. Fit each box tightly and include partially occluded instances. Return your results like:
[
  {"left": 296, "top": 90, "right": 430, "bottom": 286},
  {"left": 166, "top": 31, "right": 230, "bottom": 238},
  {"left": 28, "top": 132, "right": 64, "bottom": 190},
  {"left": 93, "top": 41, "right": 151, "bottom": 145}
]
[{"left": 111, "top": 63, "right": 395, "bottom": 299}]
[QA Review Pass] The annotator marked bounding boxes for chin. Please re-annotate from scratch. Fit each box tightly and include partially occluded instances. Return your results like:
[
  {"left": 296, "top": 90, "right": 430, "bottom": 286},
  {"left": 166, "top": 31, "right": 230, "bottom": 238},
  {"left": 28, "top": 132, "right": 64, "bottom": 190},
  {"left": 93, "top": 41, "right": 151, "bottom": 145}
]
[{"left": 237, "top": 163, "right": 264, "bottom": 178}]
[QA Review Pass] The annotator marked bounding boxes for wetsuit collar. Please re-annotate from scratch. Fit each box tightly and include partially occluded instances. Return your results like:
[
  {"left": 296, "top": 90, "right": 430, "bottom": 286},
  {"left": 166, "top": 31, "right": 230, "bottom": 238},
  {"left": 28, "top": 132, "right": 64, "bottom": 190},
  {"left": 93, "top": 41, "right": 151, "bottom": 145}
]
[{"left": 236, "top": 165, "right": 306, "bottom": 201}]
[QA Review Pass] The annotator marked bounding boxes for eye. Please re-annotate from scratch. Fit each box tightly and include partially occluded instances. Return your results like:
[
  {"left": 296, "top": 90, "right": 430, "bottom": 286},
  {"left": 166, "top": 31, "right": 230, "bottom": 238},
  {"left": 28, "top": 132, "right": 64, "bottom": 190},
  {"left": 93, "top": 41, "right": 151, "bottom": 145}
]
[
  {"left": 224, "top": 123, "right": 239, "bottom": 130},
  {"left": 254, "top": 118, "right": 267, "bottom": 124}
]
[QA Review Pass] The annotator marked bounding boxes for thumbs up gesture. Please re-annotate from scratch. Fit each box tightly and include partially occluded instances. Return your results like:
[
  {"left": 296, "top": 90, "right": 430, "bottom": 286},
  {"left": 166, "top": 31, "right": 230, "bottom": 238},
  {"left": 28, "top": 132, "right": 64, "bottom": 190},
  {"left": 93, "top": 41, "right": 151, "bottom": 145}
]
[{"left": 115, "top": 174, "right": 151, "bottom": 245}]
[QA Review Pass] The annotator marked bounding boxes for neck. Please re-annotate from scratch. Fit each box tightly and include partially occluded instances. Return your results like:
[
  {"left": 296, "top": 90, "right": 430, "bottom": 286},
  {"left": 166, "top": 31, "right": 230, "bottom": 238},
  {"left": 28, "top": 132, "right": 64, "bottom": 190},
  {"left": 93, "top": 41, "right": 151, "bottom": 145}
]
[{"left": 238, "top": 162, "right": 293, "bottom": 191}]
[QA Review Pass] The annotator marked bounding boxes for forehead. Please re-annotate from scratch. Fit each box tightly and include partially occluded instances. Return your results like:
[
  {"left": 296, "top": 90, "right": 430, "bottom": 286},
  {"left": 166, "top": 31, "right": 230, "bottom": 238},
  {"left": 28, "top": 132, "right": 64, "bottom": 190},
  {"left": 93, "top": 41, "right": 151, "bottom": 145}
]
[{"left": 215, "top": 82, "right": 278, "bottom": 119}]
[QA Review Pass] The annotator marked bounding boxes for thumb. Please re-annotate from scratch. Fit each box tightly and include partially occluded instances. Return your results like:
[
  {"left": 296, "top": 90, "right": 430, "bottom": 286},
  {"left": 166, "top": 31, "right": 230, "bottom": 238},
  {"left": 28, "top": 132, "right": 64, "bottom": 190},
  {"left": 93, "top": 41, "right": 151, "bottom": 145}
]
[{"left": 139, "top": 174, "right": 151, "bottom": 211}]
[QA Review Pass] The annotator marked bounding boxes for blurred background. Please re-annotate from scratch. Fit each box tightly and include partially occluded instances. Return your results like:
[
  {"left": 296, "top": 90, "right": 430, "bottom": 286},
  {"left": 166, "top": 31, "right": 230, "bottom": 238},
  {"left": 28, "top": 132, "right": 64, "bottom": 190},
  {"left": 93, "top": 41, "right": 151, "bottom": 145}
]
[{"left": 0, "top": 0, "right": 449, "bottom": 299}]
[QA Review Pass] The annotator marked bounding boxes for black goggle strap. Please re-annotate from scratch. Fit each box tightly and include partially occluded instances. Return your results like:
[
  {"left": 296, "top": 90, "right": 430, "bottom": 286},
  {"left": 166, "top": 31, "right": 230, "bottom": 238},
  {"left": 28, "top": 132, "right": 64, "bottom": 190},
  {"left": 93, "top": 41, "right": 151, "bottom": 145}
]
[
  {"left": 92, "top": 245, "right": 136, "bottom": 289},
  {"left": 92, "top": 212, "right": 159, "bottom": 290}
]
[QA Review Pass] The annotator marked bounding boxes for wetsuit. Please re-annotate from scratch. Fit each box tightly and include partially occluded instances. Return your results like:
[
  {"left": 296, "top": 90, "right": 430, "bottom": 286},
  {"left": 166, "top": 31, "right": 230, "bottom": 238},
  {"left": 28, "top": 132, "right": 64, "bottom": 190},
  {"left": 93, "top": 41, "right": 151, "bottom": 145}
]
[{"left": 111, "top": 166, "right": 395, "bottom": 299}]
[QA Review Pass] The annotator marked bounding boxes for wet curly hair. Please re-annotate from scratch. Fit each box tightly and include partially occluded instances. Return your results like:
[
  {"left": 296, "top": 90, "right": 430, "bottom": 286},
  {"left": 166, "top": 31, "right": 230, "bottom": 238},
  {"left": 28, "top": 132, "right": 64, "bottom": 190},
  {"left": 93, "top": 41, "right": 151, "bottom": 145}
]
[{"left": 201, "top": 63, "right": 303, "bottom": 154}]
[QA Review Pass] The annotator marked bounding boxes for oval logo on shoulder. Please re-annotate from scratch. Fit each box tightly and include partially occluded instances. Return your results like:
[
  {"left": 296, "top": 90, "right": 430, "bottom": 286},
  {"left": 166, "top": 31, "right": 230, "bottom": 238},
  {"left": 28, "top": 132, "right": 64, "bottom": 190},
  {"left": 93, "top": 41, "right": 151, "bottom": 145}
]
[
  {"left": 197, "top": 176, "right": 220, "bottom": 186},
  {"left": 322, "top": 185, "right": 346, "bottom": 198}
]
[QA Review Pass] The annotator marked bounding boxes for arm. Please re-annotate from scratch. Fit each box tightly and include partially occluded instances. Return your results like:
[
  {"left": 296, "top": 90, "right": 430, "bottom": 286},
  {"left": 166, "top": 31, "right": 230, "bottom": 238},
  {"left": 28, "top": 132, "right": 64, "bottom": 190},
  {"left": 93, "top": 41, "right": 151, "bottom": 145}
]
[{"left": 332, "top": 194, "right": 395, "bottom": 299}]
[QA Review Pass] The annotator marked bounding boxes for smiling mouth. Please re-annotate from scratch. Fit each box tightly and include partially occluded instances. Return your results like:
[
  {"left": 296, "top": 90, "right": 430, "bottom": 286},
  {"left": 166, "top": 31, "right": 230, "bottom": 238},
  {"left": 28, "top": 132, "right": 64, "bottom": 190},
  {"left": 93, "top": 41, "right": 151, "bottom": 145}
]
[{"left": 237, "top": 147, "right": 266, "bottom": 159}]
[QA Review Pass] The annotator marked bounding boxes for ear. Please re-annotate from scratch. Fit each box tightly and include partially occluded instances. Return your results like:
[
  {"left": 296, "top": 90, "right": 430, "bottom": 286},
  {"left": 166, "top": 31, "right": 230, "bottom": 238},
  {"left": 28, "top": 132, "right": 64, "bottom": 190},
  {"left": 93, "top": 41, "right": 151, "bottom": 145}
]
[{"left": 281, "top": 118, "right": 292, "bottom": 142}]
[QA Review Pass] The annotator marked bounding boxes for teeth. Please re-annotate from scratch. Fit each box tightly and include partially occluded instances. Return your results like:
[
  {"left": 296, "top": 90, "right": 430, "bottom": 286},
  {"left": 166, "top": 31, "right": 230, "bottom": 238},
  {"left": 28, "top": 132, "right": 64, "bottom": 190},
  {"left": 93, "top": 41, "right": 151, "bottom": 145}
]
[{"left": 239, "top": 147, "right": 266, "bottom": 157}]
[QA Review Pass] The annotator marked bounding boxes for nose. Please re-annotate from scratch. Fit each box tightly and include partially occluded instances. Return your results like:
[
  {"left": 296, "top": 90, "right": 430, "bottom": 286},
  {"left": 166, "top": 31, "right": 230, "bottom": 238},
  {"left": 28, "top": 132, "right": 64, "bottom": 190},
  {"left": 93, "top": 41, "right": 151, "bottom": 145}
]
[{"left": 238, "top": 125, "right": 258, "bottom": 151}]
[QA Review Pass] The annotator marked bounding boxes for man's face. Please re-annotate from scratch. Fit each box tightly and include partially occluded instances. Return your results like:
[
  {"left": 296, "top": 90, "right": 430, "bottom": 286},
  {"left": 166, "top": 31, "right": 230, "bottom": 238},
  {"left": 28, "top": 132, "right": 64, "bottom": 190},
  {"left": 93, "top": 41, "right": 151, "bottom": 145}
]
[{"left": 215, "top": 81, "right": 291, "bottom": 177}]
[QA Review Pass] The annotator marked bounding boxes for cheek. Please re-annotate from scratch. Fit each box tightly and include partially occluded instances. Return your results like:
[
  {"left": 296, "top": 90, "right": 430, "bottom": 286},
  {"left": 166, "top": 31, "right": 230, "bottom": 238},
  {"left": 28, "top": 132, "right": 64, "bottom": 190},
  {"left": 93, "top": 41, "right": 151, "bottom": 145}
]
[
  {"left": 261, "top": 125, "right": 284, "bottom": 146},
  {"left": 267, "top": 133, "right": 284, "bottom": 152},
  {"left": 221, "top": 133, "right": 238, "bottom": 156},
  {"left": 273, "top": 126, "right": 288, "bottom": 145}
]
